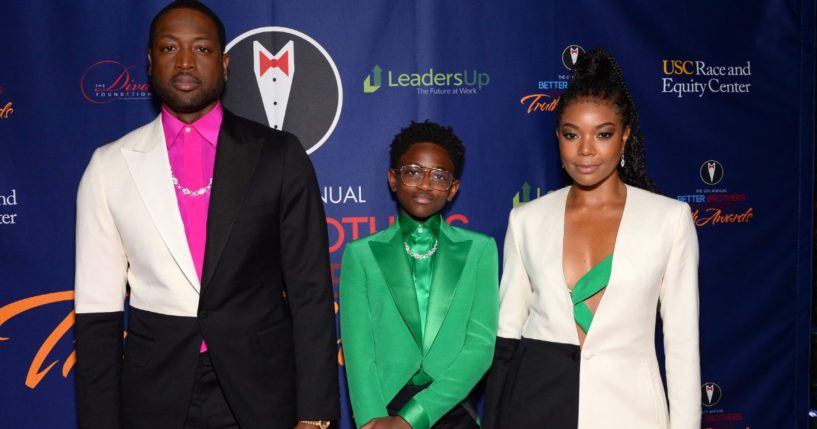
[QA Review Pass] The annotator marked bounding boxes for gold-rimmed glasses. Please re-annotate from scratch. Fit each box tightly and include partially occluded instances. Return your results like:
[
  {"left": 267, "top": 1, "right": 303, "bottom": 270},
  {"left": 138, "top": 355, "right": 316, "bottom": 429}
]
[{"left": 393, "top": 164, "right": 455, "bottom": 191}]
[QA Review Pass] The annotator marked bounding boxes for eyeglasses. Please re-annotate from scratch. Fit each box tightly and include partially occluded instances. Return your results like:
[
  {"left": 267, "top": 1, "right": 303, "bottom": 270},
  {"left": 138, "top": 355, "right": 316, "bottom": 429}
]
[{"left": 393, "top": 164, "right": 455, "bottom": 191}]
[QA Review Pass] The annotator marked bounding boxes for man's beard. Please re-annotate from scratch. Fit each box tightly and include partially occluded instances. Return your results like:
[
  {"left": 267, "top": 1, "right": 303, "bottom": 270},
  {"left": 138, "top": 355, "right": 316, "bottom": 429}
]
[{"left": 151, "top": 74, "right": 224, "bottom": 114}]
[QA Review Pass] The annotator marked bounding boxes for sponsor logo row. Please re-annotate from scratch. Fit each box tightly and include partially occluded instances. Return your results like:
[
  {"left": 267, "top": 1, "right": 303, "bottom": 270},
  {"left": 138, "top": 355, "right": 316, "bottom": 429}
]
[{"left": 75, "top": 36, "right": 752, "bottom": 156}]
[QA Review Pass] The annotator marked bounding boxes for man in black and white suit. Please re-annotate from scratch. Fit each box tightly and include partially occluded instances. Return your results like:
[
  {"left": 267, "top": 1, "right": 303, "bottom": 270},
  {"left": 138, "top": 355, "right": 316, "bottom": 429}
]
[{"left": 74, "top": 2, "right": 338, "bottom": 428}]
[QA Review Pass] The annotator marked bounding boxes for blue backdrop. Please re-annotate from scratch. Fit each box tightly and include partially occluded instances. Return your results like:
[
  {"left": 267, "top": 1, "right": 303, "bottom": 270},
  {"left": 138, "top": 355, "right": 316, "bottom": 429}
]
[{"left": 0, "top": 1, "right": 814, "bottom": 428}]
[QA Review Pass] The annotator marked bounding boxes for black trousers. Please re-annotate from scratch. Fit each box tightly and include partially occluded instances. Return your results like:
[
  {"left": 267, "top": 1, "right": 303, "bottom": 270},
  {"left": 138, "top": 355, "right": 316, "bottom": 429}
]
[
  {"left": 183, "top": 353, "right": 240, "bottom": 429},
  {"left": 483, "top": 337, "right": 580, "bottom": 429},
  {"left": 386, "top": 384, "right": 479, "bottom": 429}
]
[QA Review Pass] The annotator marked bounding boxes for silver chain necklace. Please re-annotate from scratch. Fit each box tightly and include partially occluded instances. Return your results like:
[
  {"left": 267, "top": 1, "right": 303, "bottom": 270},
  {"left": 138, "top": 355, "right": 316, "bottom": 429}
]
[
  {"left": 171, "top": 175, "right": 213, "bottom": 197},
  {"left": 404, "top": 240, "right": 438, "bottom": 260}
]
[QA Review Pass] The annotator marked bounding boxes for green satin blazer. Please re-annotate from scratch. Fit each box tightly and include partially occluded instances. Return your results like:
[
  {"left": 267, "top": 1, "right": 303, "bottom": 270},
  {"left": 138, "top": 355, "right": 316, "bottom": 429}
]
[{"left": 339, "top": 220, "right": 499, "bottom": 429}]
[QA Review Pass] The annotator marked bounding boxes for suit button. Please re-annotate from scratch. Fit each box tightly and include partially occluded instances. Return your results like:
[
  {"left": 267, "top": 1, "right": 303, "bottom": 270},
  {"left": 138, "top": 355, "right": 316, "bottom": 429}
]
[{"left": 199, "top": 310, "right": 209, "bottom": 319}]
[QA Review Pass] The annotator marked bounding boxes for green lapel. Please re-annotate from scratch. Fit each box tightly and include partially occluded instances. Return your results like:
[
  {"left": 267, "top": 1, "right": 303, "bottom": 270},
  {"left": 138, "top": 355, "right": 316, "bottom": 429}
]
[
  {"left": 369, "top": 225, "right": 423, "bottom": 347},
  {"left": 422, "top": 222, "right": 472, "bottom": 354}
]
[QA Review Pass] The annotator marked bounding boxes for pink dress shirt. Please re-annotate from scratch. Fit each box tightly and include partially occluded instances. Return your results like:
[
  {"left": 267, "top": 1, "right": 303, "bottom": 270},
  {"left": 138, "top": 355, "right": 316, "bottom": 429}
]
[{"left": 162, "top": 102, "right": 223, "bottom": 353}]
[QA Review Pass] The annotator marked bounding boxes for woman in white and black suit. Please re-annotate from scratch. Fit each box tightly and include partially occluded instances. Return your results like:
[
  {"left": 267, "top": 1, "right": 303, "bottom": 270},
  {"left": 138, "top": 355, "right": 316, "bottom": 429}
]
[{"left": 484, "top": 48, "right": 701, "bottom": 429}]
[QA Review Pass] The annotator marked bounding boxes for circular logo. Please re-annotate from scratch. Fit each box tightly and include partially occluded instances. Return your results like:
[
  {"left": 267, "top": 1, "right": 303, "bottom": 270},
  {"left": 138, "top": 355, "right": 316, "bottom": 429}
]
[
  {"left": 562, "top": 45, "right": 585, "bottom": 70},
  {"left": 699, "top": 160, "right": 724, "bottom": 185},
  {"left": 701, "top": 382, "right": 722, "bottom": 407},
  {"left": 224, "top": 27, "right": 343, "bottom": 154}
]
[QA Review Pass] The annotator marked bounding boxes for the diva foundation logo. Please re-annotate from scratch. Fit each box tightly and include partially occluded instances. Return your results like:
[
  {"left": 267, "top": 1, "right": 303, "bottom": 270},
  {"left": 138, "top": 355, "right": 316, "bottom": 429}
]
[{"left": 80, "top": 60, "right": 152, "bottom": 104}]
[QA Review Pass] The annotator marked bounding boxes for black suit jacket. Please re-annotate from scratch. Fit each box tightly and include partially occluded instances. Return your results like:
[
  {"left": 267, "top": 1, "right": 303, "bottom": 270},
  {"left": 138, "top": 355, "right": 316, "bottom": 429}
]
[{"left": 74, "top": 110, "right": 339, "bottom": 429}]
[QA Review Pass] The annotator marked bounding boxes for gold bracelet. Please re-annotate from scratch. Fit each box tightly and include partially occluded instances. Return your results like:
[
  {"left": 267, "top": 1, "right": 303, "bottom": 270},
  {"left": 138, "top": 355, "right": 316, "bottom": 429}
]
[{"left": 300, "top": 420, "right": 330, "bottom": 429}]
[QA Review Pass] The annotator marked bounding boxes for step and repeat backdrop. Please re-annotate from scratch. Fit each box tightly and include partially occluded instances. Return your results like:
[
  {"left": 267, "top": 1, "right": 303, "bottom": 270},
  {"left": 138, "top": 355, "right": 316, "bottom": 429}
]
[{"left": 0, "top": 1, "right": 814, "bottom": 428}]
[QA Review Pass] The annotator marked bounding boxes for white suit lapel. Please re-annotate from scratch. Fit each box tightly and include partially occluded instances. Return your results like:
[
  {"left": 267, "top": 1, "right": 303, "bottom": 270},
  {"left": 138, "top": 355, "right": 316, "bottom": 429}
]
[
  {"left": 120, "top": 115, "right": 201, "bottom": 293},
  {"left": 550, "top": 187, "right": 581, "bottom": 345},
  {"left": 580, "top": 184, "right": 636, "bottom": 348}
]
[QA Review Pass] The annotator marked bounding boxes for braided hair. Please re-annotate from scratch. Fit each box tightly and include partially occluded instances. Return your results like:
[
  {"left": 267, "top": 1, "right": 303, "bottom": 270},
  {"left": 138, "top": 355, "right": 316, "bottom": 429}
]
[{"left": 555, "top": 48, "right": 658, "bottom": 193}]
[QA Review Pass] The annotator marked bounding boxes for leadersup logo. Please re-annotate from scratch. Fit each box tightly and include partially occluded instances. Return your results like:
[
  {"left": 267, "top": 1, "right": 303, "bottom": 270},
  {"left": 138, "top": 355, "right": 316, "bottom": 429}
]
[
  {"left": 676, "top": 160, "right": 754, "bottom": 227},
  {"left": 661, "top": 59, "right": 751, "bottom": 98},
  {"left": 512, "top": 182, "right": 545, "bottom": 207},
  {"left": 80, "top": 60, "right": 152, "bottom": 104},
  {"left": 0, "top": 84, "right": 14, "bottom": 119},
  {"left": 224, "top": 27, "right": 342, "bottom": 154},
  {"left": 520, "top": 44, "right": 583, "bottom": 114},
  {"left": 363, "top": 65, "right": 490, "bottom": 95}
]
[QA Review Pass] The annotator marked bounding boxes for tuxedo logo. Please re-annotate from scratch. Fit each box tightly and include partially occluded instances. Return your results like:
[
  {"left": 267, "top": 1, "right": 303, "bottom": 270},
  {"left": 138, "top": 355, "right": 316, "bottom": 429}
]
[
  {"left": 561, "top": 45, "right": 585, "bottom": 70},
  {"left": 253, "top": 40, "right": 295, "bottom": 130},
  {"left": 224, "top": 27, "right": 343, "bottom": 154},
  {"left": 701, "top": 382, "right": 722, "bottom": 406},
  {"left": 699, "top": 160, "right": 724, "bottom": 185}
]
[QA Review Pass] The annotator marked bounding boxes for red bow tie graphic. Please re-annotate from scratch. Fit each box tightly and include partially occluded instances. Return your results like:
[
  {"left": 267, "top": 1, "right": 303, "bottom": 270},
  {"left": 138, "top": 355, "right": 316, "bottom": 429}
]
[{"left": 259, "top": 50, "right": 289, "bottom": 77}]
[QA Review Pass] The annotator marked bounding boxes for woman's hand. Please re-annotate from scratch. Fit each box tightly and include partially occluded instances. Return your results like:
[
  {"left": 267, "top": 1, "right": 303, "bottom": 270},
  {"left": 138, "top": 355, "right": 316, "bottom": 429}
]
[{"left": 361, "top": 416, "right": 412, "bottom": 429}]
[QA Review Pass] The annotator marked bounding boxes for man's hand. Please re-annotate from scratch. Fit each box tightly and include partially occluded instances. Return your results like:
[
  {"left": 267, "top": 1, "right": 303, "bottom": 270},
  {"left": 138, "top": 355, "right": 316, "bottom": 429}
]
[{"left": 361, "top": 416, "right": 412, "bottom": 429}]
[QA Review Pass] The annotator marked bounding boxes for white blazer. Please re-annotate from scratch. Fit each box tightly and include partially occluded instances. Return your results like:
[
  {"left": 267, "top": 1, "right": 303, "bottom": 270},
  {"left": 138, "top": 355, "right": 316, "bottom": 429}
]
[
  {"left": 497, "top": 185, "right": 701, "bottom": 429},
  {"left": 75, "top": 115, "right": 201, "bottom": 317}
]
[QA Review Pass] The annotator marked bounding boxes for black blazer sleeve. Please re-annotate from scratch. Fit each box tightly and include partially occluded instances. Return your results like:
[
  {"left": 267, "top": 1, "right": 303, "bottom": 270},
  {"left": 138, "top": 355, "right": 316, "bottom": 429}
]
[
  {"left": 278, "top": 134, "right": 340, "bottom": 420},
  {"left": 75, "top": 312, "right": 124, "bottom": 429}
]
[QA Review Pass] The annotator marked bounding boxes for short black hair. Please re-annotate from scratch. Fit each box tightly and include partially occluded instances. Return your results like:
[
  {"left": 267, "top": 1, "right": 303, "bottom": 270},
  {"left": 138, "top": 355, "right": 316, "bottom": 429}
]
[
  {"left": 149, "top": 0, "right": 226, "bottom": 53},
  {"left": 390, "top": 120, "right": 465, "bottom": 179}
]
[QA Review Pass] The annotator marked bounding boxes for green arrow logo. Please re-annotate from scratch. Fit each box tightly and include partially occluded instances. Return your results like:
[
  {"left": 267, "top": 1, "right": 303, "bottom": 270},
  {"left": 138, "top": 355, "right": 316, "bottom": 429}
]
[
  {"left": 513, "top": 182, "right": 544, "bottom": 207},
  {"left": 363, "top": 65, "right": 382, "bottom": 93}
]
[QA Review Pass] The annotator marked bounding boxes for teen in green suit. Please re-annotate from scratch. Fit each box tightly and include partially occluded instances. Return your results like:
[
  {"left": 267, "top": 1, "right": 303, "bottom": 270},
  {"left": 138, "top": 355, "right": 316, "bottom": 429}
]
[{"left": 340, "top": 121, "right": 498, "bottom": 429}]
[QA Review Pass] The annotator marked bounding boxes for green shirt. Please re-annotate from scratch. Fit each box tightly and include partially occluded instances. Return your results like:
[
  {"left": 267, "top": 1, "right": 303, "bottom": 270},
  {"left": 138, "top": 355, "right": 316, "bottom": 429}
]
[
  {"left": 398, "top": 211, "right": 442, "bottom": 336},
  {"left": 397, "top": 211, "right": 441, "bottom": 386}
]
